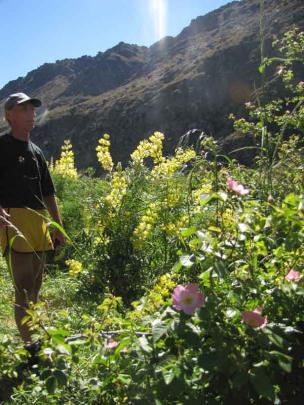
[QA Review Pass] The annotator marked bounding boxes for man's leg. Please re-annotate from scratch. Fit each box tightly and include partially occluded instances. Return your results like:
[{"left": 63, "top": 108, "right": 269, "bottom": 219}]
[
  {"left": 32, "top": 252, "right": 45, "bottom": 302},
  {"left": 6, "top": 251, "right": 44, "bottom": 344}
]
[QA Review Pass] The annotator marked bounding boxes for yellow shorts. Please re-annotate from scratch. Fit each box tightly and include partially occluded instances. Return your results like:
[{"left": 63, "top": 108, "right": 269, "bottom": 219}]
[{"left": 0, "top": 208, "right": 54, "bottom": 255}]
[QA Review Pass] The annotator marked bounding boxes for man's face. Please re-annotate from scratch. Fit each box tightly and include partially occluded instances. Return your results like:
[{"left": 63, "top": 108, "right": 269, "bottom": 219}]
[{"left": 6, "top": 102, "right": 36, "bottom": 132}]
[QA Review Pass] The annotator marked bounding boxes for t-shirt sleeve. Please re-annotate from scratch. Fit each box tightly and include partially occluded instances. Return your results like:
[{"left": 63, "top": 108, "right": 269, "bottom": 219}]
[{"left": 39, "top": 151, "right": 56, "bottom": 197}]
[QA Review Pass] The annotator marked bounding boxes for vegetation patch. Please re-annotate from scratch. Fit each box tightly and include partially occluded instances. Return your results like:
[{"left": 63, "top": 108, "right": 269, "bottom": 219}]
[{"left": 0, "top": 29, "right": 303, "bottom": 404}]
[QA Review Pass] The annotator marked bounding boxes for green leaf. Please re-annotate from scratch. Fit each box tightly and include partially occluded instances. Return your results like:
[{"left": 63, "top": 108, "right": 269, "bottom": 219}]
[
  {"left": 199, "top": 194, "right": 215, "bottom": 207},
  {"left": 156, "top": 355, "right": 179, "bottom": 385},
  {"left": 199, "top": 268, "right": 212, "bottom": 287},
  {"left": 40, "top": 369, "right": 52, "bottom": 381},
  {"left": 180, "top": 226, "right": 197, "bottom": 237},
  {"left": 51, "top": 335, "right": 66, "bottom": 345},
  {"left": 226, "top": 308, "right": 238, "bottom": 319},
  {"left": 265, "top": 329, "right": 285, "bottom": 349},
  {"left": 172, "top": 261, "right": 182, "bottom": 273},
  {"left": 138, "top": 336, "right": 152, "bottom": 353},
  {"left": 180, "top": 255, "right": 194, "bottom": 268},
  {"left": 48, "top": 328, "right": 70, "bottom": 337},
  {"left": 114, "top": 338, "right": 131, "bottom": 355},
  {"left": 53, "top": 369, "right": 68, "bottom": 386},
  {"left": 198, "top": 352, "right": 222, "bottom": 371},
  {"left": 269, "top": 351, "right": 292, "bottom": 373},
  {"left": 238, "top": 223, "right": 249, "bottom": 233},
  {"left": 46, "top": 376, "right": 57, "bottom": 395},
  {"left": 162, "top": 368, "right": 175, "bottom": 385},
  {"left": 250, "top": 368, "right": 275, "bottom": 401},
  {"left": 68, "top": 339, "right": 87, "bottom": 346},
  {"left": 208, "top": 226, "right": 221, "bottom": 233},
  {"left": 117, "top": 374, "right": 132, "bottom": 385},
  {"left": 214, "top": 260, "right": 227, "bottom": 278},
  {"left": 57, "top": 343, "right": 72, "bottom": 355},
  {"left": 185, "top": 321, "right": 200, "bottom": 335},
  {"left": 259, "top": 63, "right": 266, "bottom": 74},
  {"left": 152, "top": 319, "right": 169, "bottom": 343}
]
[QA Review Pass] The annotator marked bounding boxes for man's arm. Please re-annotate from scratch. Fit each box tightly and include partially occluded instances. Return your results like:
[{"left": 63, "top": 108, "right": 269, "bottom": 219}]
[{"left": 43, "top": 195, "right": 65, "bottom": 246}]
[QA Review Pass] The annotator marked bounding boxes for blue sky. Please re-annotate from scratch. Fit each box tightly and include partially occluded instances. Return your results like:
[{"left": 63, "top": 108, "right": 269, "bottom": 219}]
[{"left": 0, "top": 0, "right": 232, "bottom": 89}]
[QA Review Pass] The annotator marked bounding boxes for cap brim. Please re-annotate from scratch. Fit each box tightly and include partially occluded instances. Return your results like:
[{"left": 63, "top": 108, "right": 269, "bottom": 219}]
[{"left": 18, "top": 97, "right": 42, "bottom": 108}]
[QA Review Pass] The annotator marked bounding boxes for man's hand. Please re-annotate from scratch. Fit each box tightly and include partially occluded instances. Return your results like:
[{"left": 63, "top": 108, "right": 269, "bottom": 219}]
[
  {"left": 0, "top": 207, "right": 10, "bottom": 229},
  {"left": 51, "top": 228, "right": 65, "bottom": 249}
]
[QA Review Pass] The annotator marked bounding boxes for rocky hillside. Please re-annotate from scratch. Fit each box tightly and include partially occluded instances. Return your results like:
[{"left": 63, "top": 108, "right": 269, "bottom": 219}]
[{"left": 0, "top": 0, "right": 303, "bottom": 168}]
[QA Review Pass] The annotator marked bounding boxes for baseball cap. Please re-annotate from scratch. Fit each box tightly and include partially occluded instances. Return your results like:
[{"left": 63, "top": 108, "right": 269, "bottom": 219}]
[{"left": 4, "top": 92, "right": 42, "bottom": 110}]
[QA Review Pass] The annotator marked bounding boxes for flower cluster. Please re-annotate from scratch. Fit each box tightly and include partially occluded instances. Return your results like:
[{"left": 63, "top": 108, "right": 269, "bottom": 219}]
[
  {"left": 148, "top": 131, "right": 165, "bottom": 164},
  {"left": 105, "top": 338, "right": 119, "bottom": 349},
  {"left": 227, "top": 177, "right": 249, "bottom": 195},
  {"left": 241, "top": 307, "right": 268, "bottom": 329},
  {"left": 221, "top": 208, "right": 236, "bottom": 227},
  {"left": 65, "top": 259, "right": 83, "bottom": 277},
  {"left": 52, "top": 140, "right": 78, "bottom": 178},
  {"left": 105, "top": 338, "right": 128, "bottom": 353},
  {"left": 163, "top": 182, "right": 184, "bottom": 208},
  {"left": 105, "top": 171, "right": 128, "bottom": 209},
  {"left": 130, "top": 139, "right": 150, "bottom": 164},
  {"left": 172, "top": 285, "right": 270, "bottom": 330},
  {"left": 161, "top": 214, "right": 188, "bottom": 237},
  {"left": 96, "top": 133, "right": 113, "bottom": 172},
  {"left": 172, "top": 284, "right": 205, "bottom": 315},
  {"left": 152, "top": 148, "right": 196, "bottom": 179},
  {"left": 133, "top": 202, "right": 160, "bottom": 248},
  {"left": 164, "top": 192, "right": 180, "bottom": 208},
  {"left": 285, "top": 269, "right": 302, "bottom": 282},
  {"left": 131, "top": 131, "right": 164, "bottom": 164},
  {"left": 92, "top": 222, "right": 110, "bottom": 247},
  {"left": 131, "top": 273, "right": 176, "bottom": 319}
]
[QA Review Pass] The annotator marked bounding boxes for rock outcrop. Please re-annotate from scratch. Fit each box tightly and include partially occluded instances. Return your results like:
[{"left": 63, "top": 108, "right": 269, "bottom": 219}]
[{"left": 0, "top": 0, "right": 303, "bottom": 168}]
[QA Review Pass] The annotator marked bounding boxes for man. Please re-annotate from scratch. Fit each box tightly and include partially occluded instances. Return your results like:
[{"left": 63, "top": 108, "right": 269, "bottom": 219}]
[{"left": 0, "top": 92, "right": 64, "bottom": 348}]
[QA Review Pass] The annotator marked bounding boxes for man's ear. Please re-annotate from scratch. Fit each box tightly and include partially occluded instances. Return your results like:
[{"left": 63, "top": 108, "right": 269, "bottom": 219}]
[{"left": 5, "top": 111, "right": 12, "bottom": 126}]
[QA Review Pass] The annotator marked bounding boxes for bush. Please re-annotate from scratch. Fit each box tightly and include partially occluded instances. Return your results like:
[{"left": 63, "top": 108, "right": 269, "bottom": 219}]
[{"left": 1, "top": 28, "right": 304, "bottom": 404}]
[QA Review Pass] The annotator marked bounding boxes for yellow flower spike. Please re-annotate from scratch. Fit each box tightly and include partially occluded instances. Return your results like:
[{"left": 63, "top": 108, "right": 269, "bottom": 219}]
[
  {"left": 51, "top": 140, "right": 78, "bottom": 179},
  {"left": 151, "top": 147, "right": 196, "bottom": 179},
  {"left": 131, "top": 131, "right": 165, "bottom": 165},
  {"left": 105, "top": 171, "right": 128, "bottom": 209},
  {"left": 66, "top": 259, "right": 83, "bottom": 278},
  {"left": 133, "top": 201, "right": 161, "bottom": 248},
  {"left": 96, "top": 134, "right": 114, "bottom": 172},
  {"left": 129, "top": 272, "right": 177, "bottom": 319}
]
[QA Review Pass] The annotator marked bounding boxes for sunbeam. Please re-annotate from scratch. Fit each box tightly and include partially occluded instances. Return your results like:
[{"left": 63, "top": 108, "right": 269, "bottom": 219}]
[{"left": 150, "top": 0, "right": 167, "bottom": 40}]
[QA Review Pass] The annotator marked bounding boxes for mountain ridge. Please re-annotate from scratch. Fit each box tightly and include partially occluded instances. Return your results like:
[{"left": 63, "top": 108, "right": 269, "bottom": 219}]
[{"left": 0, "top": 0, "right": 303, "bottom": 168}]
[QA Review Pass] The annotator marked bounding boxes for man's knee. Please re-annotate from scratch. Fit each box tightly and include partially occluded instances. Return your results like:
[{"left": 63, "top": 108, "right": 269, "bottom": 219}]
[
  {"left": 15, "top": 287, "right": 39, "bottom": 304},
  {"left": 15, "top": 288, "right": 30, "bottom": 305}
]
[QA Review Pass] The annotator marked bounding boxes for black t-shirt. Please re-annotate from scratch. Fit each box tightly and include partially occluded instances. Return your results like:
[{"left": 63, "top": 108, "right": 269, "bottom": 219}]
[{"left": 0, "top": 133, "right": 55, "bottom": 209}]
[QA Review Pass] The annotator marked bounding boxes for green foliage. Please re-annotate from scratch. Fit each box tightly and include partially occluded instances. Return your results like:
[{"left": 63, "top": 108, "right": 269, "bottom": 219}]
[{"left": 0, "top": 28, "right": 304, "bottom": 404}]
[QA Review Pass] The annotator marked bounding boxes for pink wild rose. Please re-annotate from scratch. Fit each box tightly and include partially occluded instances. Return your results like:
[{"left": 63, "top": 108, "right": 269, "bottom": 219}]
[
  {"left": 241, "top": 307, "right": 268, "bottom": 329},
  {"left": 105, "top": 338, "right": 119, "bottom": 349},
  {"left": 227, "top": 177, "right": 249, "bottom": 195},
  {"left": 285, "top": 270, "right": 302, "bottom": 282},
  {"left": 172, "top": 284, "right": 205, "bottom": 315}
]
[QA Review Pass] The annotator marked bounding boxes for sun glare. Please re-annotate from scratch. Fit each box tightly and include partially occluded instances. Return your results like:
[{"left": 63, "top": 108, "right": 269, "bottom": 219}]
[{"left": 150, "top": 0, "right": 167, "bottom": 40}]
